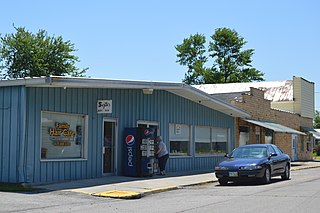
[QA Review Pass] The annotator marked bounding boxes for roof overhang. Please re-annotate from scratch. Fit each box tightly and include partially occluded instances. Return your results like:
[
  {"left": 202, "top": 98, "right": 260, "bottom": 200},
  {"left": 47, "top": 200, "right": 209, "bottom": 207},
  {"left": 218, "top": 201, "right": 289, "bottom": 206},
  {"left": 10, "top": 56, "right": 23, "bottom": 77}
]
[
  {"left": 242, "top": 118, "right": 306, "bottom": 135},
  {"left": 0, "top": 76, "right": 251, "bottom": 118},
  {"left": 301, "top": 127, "right": 320, "bottom": 139}
]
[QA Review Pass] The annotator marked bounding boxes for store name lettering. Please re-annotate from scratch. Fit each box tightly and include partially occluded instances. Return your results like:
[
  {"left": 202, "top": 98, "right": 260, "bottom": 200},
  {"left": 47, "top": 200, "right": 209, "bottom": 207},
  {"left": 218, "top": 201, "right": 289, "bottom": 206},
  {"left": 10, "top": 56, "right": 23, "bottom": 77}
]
[
  {"left": 49, "top": 128, "right": 76, "bottom": 137},
  {"left": 49, "top": 122, "right": 76, "bottom": 146}
]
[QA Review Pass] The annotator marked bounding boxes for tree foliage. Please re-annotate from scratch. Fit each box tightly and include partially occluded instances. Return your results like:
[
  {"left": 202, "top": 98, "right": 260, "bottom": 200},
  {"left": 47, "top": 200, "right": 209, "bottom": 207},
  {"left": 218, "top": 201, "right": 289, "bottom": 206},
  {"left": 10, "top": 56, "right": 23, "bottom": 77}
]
[
  {"left": 314, "top": 110, "right": 320, "bottom": 129},
  {"left": 0, "top": 26, "right": 87, "bottom": 79},
  {"left": 175, "top": 27, "right": 264, "bottom": 84}
]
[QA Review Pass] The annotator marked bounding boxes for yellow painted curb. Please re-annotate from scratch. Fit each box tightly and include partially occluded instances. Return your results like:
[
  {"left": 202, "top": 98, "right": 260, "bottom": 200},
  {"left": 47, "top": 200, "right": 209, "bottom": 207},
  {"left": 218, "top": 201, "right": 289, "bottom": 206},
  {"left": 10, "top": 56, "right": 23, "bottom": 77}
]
[{"left": 92, "top": 190, "right": 142, "bottom": 199}]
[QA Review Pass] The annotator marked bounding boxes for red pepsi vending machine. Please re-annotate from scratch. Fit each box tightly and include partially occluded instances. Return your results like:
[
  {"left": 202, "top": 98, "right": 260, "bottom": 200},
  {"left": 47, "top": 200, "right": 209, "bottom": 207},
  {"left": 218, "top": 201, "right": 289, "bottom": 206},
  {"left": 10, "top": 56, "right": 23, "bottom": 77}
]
[{"left": 123, "top": 127, "right": 156, "bottom": 177}]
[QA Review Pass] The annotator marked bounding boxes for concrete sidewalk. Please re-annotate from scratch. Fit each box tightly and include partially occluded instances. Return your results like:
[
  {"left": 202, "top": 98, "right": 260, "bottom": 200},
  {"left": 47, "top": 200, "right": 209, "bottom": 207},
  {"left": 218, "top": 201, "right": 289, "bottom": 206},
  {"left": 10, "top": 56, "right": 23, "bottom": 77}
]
[{"left": 37, "top": 160, "right": 320, "bottom": 199}]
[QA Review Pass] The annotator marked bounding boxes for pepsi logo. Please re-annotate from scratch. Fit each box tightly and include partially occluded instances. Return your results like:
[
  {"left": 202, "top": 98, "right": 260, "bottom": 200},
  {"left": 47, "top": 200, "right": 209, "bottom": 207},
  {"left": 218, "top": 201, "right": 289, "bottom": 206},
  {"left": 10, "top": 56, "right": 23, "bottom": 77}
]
[
  {"left": 125, "top": 135, "right": 135, "bottom": 146},
  {"left": 144, "top": 129, "right": 149, "bottom": 135}
]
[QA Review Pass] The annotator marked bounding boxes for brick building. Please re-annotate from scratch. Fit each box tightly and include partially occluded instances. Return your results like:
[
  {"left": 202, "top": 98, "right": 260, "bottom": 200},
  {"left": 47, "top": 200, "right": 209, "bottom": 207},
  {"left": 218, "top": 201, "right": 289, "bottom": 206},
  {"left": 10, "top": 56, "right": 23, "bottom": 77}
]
[
  {"left": 232, "top": 87, "right": 312, "bottom": 160},
  {"left": 195, "top": 76, "right": 315, "bottom": 161}
]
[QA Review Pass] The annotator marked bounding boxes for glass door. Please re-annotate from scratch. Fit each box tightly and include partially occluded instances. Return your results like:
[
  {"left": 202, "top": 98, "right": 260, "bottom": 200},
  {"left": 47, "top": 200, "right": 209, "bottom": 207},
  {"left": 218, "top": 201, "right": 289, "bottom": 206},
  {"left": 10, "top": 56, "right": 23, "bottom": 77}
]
[{"left": 103, "top": 119, "right": 117, "bottom": 174}]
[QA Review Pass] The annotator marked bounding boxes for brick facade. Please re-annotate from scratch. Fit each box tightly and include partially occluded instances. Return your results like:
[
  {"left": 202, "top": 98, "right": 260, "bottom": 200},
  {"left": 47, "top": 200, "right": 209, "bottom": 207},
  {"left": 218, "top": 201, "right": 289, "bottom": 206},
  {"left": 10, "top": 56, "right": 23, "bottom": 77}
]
[{"left": 232, "top": 87, "right": 313, "bottom": 160}]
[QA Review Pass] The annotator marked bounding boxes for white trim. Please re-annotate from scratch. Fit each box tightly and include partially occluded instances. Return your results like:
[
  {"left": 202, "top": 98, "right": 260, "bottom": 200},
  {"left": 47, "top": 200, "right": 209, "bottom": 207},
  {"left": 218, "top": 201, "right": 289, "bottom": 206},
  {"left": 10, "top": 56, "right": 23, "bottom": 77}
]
[
  {"left": 102, "top": 117, "right": 118, "bottom": 175},
  {"left": 137, "top": 120, "right": 160, "bottom": 127},
  {"left": 137, "top": 120, "right": 160, "bottom": 136},
  {"left": 40, "top": 159, "right": 87, "bottom": 162},
  {"left": 0, "top": 76, "right": 250, "bottom": 118},
  {"left": 169, "top": 123, "right": 192, "bottom": 156},
  {"left": 40, "top": 111, "right": 88, "bottom": 161},
  {"left": 83, "top": 115, "right": 89, "bottom": 159}
]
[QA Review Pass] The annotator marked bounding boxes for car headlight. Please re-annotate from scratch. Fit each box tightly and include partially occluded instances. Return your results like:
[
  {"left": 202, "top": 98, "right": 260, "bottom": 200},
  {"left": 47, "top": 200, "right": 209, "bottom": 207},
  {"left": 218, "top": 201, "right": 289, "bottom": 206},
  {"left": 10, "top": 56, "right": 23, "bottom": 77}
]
[
  {"left": 240, "top": 165, "right": 262, "bottom": 170},
  {"left": 215, "top": 166, "right": 228, "bottom": 170}
]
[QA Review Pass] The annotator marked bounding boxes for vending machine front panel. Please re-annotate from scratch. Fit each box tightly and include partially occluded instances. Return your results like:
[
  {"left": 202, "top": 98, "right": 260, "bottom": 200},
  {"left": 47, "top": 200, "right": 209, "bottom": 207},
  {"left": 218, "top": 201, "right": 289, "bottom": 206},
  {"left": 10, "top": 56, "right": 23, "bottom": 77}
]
[{"left": 123, "top": 128, "right": 139, "bottom": 177}]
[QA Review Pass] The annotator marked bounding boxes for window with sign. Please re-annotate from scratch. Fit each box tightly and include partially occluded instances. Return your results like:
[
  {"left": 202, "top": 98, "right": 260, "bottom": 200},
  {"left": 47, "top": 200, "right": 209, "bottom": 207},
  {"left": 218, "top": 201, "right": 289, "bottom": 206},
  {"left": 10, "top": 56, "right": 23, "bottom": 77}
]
[
  {"left": 195, "top": 126, "right": 229, "bottom": 155},
  {"left": 169, "top": 123, "right": 190, "bottom": 156},
  {"left": 41, "top": 111, "right": 87, "bottom": 160}
]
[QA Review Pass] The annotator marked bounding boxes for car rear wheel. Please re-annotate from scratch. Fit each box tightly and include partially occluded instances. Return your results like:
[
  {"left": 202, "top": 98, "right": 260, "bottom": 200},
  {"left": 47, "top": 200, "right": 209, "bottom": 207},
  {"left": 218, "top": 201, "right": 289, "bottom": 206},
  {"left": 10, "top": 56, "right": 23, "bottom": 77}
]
[
  {"left": 218, "top": 178, "right": 228, "bottom": 185},
  {"left": 261, "top": 167, "right": 271, "bottom": 184},
  {"left": 281, "top": 164, "right": 290, "bottom": 180}
]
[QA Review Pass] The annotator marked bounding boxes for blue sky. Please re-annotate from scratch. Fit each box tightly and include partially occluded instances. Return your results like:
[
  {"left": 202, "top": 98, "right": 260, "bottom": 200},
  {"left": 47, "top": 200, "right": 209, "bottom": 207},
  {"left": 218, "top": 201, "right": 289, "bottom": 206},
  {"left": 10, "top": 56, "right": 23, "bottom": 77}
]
[{"left": 1, "top": 0, "right": 319, "bottom": 108}]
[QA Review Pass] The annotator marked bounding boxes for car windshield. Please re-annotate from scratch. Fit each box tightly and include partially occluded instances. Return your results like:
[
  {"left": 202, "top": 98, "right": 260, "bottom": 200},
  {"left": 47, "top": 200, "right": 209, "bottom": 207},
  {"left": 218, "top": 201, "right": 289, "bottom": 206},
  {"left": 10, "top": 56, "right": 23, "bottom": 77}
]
[{"left": 230, "top": 147, "right": 267, "bottom": 158}]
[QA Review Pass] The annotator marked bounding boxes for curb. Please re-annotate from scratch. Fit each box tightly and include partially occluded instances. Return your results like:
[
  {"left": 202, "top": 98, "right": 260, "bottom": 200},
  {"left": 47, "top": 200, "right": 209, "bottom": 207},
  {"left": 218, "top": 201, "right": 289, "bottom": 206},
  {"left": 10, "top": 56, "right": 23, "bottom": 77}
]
[
  {"left": 91, "top": 186, "right": 180, "bottom": 199},
  {"left": 88, "top": 164, "right": 320, "bottom": 199},
  {"left": 92, "top": 190, "right": 142, "bottom": 199},
  {"left": 142, "top": 186, "right": 179, "bottom": 196},
  {"left": 291, "top": 165, "right": 320, "bottom": 171},
  {"left": 91, "top": 181, "right": 218, "bottom": 199}
]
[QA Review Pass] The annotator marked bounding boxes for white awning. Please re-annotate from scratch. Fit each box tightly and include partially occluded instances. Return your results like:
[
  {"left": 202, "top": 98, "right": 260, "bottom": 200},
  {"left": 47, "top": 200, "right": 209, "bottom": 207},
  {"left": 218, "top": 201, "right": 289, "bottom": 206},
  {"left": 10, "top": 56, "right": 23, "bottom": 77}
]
[
  {"left": 242, "top": 119, "right": 306, "bottom": 135},
  {"left": 301, "top": 127, "right": 320, "bottom": 139}
]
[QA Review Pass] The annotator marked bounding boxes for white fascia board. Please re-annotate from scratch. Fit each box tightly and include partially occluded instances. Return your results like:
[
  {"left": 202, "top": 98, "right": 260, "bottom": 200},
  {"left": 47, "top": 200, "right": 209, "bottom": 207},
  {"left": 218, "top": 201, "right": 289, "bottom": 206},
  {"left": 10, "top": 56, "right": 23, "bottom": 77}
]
[
  {"left": 0, "top": 76, "right": 250, "bottom": 118},
  {"left": 43, "top": 76, "right": 251, "bottom": 118},
  {"left": 182, "top": 85, "right": 251, "bottom": 118},
  {"left": 41, "top": 76, "right": 183, "bottom": 89},
  {"left": 0, "top": 77, "right": 47, "bottom": 87}
]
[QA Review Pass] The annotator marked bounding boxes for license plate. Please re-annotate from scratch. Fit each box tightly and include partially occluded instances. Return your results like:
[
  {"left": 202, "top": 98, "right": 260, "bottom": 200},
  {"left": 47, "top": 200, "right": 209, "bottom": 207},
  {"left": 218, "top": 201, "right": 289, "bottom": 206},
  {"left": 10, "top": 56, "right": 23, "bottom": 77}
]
[{"left": 229, "top": 172, "right": 238, "bottom": 177}]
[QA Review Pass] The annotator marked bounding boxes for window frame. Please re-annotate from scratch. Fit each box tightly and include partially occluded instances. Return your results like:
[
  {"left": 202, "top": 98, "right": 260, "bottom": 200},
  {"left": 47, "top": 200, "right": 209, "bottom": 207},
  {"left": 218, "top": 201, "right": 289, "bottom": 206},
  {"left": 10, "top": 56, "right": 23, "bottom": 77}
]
[
  {"left": 239, "top": 125, "right": 250, "bottom": 146},
  {"left": 40, "top": 111, "right": 88, "bottom": 162},
  {"left": 137, "top": 120, "right": 160, "bottom": 135},
  {"left": 195, "top": 126, "right": 229, "bottom": 156},
  {"left": 169, "top": 123, "right": 191, "bottom": 157}
]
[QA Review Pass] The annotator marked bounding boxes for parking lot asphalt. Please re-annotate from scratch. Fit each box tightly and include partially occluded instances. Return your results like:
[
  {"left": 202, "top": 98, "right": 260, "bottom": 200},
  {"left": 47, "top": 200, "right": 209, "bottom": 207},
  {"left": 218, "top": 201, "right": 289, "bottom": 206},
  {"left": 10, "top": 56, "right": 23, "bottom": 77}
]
[{"left": 35, "top": 160, "right": 320, "bottom": 199}]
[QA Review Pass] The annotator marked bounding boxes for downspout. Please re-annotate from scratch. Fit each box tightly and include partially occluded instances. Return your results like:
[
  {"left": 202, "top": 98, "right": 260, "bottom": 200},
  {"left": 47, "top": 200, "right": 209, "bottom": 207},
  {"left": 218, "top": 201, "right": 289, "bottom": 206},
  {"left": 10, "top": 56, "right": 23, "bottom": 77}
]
[{"left": 18, "top": 86, "right": 26, "bottom": 182}]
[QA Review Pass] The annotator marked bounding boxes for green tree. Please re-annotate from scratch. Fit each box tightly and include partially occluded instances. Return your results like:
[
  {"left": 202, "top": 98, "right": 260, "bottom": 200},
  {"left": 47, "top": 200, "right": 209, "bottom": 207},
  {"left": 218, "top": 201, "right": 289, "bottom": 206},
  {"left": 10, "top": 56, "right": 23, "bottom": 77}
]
[
  {"left": 0, "top": 26, "right": 87, "bottom": 79},
  {"left": 175, "top": 27, "right": 264, "bottom": 84},
  {"left": 314, "top": 110, "right": 320, "bottom": 128}
]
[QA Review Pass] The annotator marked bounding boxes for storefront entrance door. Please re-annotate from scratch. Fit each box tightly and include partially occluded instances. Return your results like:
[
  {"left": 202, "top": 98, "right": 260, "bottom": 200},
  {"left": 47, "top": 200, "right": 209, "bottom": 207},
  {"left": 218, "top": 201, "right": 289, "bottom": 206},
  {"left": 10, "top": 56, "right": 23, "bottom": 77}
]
[{"left": 103, "top": 119, "right": 117, "bottom": 174}]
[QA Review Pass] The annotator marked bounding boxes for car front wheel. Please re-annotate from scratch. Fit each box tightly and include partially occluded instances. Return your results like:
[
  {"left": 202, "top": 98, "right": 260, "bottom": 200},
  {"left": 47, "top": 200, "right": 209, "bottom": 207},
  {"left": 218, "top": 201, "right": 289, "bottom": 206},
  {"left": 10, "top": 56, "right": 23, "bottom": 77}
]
[
  {"left": 281, "top": 164, "right": 290, "bottom": 180},
  {"left": 218, "top": 178, "right": 228, "bottom": 185},
  {"left": 261, "top": 167, "right": 271, "bottom": 184}
]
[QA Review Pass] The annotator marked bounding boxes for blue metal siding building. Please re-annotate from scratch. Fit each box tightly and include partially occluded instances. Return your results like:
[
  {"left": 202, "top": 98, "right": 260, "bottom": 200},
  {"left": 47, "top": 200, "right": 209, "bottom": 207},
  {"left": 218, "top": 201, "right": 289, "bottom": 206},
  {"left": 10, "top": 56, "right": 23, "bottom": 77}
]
[{"left": 0, "top": 77, "right": 249, "bottom": 183}]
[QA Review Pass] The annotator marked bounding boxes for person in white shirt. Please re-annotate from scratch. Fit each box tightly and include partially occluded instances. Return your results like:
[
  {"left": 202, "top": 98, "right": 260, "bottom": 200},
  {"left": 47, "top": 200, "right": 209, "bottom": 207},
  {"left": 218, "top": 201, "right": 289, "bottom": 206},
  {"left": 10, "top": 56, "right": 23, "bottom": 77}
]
[{"left": 155, "top": 136, "right": 169, "bottom": 175}]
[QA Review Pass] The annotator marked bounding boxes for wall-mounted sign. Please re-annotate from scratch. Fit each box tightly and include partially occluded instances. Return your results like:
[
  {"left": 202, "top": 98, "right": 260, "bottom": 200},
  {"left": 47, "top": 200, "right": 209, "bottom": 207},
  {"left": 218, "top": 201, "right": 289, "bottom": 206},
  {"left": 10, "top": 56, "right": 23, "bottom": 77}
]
[
  {"left": 175, "top": 124, "right": 181, "bottom": 135},
  {"left": 97, "top": 100, "right": 112, "bottom": 113}
]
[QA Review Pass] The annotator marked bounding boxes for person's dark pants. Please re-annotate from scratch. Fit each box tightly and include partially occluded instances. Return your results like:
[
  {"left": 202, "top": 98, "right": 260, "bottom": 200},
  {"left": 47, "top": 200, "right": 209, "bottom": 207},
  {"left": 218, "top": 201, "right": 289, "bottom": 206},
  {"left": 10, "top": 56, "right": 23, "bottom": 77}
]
[{"left": 158, "top": 154, "right": 169, "bottom": 172}]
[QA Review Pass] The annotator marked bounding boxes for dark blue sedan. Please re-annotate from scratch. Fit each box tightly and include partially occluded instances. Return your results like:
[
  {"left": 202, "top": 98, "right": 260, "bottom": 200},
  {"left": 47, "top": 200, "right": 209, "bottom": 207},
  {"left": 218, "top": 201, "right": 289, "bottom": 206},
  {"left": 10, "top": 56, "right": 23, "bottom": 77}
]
[{"left": 215, "top": 144, "right": 291, "bottom": 185}]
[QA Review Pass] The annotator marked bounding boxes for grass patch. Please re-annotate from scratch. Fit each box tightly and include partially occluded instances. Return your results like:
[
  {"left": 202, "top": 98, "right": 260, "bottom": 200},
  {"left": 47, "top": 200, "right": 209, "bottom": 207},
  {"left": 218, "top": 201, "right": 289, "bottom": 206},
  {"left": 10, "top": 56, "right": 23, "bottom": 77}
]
[
  {"left": 313, "top": 156, "right": 320, "bottom": 161},
  {"left": 0, "top": 183, "right": 41, "bottom": 192}
]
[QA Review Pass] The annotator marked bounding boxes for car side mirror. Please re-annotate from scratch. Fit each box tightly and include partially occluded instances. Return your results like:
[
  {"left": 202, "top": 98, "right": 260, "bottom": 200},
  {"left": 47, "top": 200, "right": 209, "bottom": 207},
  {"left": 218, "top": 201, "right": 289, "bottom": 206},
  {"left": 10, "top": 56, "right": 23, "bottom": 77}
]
[
  {"left": 269, "top": 153, "right": 277, "bottom": 157},
  {"left": 224, "top": 153, "right": 229, "bottom": 158}
]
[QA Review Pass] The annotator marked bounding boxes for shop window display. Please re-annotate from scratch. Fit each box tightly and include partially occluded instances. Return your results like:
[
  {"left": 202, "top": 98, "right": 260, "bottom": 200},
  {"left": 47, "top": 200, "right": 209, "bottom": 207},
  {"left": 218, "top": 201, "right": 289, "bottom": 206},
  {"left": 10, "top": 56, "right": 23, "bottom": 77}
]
[{"left": 41, "top": 111, "right": 86, "bottom": 160}]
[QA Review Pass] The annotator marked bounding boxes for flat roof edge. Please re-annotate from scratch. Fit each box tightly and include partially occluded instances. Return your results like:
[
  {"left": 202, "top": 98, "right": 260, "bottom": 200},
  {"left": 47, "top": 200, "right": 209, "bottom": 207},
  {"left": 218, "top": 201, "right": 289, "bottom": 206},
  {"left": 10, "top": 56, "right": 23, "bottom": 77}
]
[{"left": 0, "top": 76, "right": 251, "bottom": 118}]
